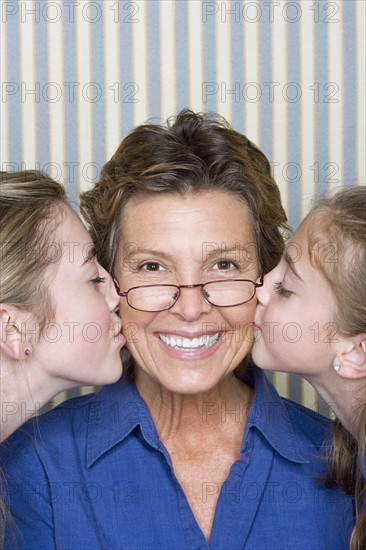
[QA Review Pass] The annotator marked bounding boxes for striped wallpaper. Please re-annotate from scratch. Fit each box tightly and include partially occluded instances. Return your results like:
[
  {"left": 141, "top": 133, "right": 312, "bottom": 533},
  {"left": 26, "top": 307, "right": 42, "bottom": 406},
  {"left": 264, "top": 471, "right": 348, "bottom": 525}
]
[{"left": 1, "top": 0, "right": 365, "bottom": 411}]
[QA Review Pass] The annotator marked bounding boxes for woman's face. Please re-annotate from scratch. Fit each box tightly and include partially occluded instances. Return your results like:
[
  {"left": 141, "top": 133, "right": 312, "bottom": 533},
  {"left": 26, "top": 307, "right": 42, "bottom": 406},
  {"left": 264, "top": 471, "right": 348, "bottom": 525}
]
[
  {"left": 252, "top": 221, "right": 337, "bottom": 377},
  {"left": 115, "top": 191, "right": 259, "bottom": 395},
  {"left": 34, "top": 207, "right": 125, "bottom": 387}
]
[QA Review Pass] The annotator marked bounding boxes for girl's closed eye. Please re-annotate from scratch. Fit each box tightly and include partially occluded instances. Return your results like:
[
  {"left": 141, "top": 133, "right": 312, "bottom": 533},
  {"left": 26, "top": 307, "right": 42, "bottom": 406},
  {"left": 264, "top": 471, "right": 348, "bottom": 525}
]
[
  {"left": 91, "top": 276, "right": 106, "bottom": 284},
  {"left": 274, "top": 281, "right": 293, "bottom": 298}
]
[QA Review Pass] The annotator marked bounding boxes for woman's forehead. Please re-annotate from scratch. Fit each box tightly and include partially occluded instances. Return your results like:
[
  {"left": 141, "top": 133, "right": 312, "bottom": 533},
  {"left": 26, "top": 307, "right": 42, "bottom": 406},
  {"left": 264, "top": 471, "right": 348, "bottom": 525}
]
[
  {"left": 119, "top": 192, "right": 256, "bottom": 270},
  {"left": 122, "top": 191, "right": 252, "bottom": 227},
  {"left": 119, "top": 191, "right": 255, "bottom": 251}
]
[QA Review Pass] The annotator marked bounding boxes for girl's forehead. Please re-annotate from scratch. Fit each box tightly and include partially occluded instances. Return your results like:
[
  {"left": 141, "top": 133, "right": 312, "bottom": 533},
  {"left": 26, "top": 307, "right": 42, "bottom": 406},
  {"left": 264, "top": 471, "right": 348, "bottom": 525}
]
[{"left": 286, "top": 222, "right": 309, "bottom": 260}]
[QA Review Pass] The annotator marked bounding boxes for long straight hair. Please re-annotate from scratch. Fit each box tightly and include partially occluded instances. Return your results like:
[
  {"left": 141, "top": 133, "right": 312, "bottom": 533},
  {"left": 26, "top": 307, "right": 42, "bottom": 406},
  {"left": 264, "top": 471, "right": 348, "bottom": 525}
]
[{"left": 305, "top": 186, "right": 366, "bottom": 549}]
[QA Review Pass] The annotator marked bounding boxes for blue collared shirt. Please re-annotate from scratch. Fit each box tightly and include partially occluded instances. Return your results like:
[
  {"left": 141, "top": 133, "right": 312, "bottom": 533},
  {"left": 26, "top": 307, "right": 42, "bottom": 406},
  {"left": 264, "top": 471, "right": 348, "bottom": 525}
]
[{"left": 1, "top": 366, "right": 353, "bottom": 549}]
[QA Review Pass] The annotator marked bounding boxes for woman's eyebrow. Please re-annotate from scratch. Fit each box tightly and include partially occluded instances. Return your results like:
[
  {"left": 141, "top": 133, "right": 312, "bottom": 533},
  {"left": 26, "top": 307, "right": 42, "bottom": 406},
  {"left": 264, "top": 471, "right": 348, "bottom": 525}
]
[
  {"left": 123, "top": 247, "right": 172, "bottom": 261},
  {"left": 284, "top": 250, "right": 303, "bottom": 281}
]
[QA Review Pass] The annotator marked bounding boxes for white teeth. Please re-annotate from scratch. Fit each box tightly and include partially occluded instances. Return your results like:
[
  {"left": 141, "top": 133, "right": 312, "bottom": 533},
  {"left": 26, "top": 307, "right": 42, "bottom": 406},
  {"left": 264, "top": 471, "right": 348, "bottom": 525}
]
[{"left": 158, "top": 332, "right": 220, "bottom": 350}]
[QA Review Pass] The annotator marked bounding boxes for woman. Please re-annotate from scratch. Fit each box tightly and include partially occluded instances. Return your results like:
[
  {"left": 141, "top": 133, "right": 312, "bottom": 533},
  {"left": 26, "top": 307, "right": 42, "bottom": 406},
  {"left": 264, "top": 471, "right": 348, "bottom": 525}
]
[
  {"left": 253, "top": 186, "right": 365, "bottom": 549},
  {"left": 1, "top": 113, "right": 353, "bottom": 548},
  {"left": 0, "top": 170, "right": 126, "bottom": 442}
]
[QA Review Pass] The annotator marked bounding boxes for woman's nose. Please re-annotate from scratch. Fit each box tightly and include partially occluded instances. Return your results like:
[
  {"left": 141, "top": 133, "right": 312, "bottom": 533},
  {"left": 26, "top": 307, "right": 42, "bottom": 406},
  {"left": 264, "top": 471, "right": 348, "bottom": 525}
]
[{"left": 170, "top": 286, "right": 212, "bottom": 321}]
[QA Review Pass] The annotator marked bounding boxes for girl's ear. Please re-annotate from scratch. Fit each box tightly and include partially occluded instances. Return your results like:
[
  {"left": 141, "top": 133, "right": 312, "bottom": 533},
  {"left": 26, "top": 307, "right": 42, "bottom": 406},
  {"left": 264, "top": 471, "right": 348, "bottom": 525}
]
[
  {"left": 0, "top": 305, "right": 33, "bottom": 361},
  {"left": 334, "top": 334, "right": 366, "bottom": 380}
]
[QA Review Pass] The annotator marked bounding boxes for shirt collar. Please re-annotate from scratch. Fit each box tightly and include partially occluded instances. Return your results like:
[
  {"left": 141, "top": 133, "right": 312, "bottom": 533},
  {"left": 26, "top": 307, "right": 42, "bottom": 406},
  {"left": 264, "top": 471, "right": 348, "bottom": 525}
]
[
  {"left": 87, "top": 362, "right": 315, "bottom": 467},
  {"left": 241, "top": 365, "right": 313, "bottom": 464},
  {"left": 86, "top": 365, "right": 161, "bottom": 467}
]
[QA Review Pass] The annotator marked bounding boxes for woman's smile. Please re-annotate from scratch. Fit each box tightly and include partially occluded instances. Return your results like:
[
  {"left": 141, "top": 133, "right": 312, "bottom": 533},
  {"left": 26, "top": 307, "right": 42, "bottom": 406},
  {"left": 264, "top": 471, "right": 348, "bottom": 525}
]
[{"left": 156, "top": 330, "right": 222, "bottom": 359}]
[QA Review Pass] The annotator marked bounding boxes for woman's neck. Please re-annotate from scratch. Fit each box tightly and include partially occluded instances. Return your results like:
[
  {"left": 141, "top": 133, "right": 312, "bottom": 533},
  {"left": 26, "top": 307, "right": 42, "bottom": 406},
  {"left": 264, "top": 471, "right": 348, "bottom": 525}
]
[
  {"left": 305, "top": 372, "right": 363, "bottom": 440},
  {"left": 135, "top": 369, "right": 253, "bottom": 442}
]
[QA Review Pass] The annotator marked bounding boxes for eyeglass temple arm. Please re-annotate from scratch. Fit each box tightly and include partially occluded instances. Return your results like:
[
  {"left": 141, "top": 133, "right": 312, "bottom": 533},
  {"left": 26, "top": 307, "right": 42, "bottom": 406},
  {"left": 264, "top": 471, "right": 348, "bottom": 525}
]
[{"left": 112, "top": 277, "right": 127, "bottom": 297}]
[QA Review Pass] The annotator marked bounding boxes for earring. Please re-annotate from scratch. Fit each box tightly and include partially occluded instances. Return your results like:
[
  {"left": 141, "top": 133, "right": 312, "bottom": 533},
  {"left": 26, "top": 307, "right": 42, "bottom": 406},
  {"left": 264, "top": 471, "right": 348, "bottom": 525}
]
[
  {"left": 25, "top": 349, "right": 30, "bottom": 357},
  {"left": 9, "top": 318, "right": 19, "bottom": 332},
  {"left": 334, "top": 364, "right": 341, "bottom": 373}
]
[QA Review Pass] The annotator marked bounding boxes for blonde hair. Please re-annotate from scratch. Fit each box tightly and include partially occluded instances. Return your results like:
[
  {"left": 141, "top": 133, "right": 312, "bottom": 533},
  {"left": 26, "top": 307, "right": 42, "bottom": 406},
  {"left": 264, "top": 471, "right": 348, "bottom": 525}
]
[
  {"left": 0, "top": 170, "right": 68, "bottom": 333},
  {"left": 305, "top": 186, "right": 366, "bottom": 550}
]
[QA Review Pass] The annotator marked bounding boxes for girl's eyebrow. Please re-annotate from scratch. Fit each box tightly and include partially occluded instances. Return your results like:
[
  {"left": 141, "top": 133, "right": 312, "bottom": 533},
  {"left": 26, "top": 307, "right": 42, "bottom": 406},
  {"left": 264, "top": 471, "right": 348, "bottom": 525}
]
[
  {"left": 284, "top": 250, "right": 303, "bottom": 281},
  {"left": 82, "top": 246, "right": 97, "bottom": 266}
]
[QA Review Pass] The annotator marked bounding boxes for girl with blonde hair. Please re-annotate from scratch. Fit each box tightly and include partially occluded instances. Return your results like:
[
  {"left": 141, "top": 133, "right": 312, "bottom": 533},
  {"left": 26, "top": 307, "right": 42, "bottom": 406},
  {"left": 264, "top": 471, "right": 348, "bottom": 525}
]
[
  {"left": 0, "top": 170, "right": 126, "bottom": 442},
  {"left": 253, "top": 186, "right": 366, "bottom": 549},
  {"left": 0, "top": 169, "right": 126, "bottom": 539}
]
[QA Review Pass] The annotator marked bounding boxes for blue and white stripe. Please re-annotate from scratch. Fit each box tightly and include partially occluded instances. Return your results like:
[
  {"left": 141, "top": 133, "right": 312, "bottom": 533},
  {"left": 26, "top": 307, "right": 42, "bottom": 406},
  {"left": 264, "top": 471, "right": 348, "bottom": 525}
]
[{"left": 1, "top": 0, "right": 364, "bottom": 408}]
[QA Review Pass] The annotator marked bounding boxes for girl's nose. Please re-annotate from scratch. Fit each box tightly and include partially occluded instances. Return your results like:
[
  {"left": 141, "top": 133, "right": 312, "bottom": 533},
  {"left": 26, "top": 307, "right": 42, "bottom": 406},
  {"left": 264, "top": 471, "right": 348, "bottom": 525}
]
[
  {"left": 100, "top": 266, "right": 120, "bottom": 311},
  {"left": 256, "top": 266, "right": 278, "bottom": 305},
  {"left": 256, "top": 275, "right": 269, "bottom": 305}
]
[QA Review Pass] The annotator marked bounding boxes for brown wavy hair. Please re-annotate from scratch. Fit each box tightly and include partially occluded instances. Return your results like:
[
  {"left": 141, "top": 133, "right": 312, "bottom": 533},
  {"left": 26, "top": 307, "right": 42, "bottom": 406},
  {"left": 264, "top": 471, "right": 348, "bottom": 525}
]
[
  {"left": 305, "top": 186, "right": 366, "bottom": 550},
  {"left": 80, "top": 109, "right": 288, "bottom": 277}
]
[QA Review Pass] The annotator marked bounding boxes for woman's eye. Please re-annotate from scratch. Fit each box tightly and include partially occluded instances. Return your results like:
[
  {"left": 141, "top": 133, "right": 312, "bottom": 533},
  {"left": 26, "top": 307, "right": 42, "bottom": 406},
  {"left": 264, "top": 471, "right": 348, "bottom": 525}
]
[
  {"left": 91, "top": 276, "right": 106, "bottom": 284},
  {"left": 274, "top": 281, "right": 293, "bottom": 298},
  {"left": 139, "top": 262, "right": 165, "bottom": 271},
  {"left": 213, "top": 260, "right": 238, "bottom": 270}
]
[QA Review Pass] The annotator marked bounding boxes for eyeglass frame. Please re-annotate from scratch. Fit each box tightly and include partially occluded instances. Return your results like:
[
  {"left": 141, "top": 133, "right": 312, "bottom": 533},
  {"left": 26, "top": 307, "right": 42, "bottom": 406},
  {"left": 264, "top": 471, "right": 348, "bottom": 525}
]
[{"left": 112, "top": 275, "right": 264, "bottom": 313}]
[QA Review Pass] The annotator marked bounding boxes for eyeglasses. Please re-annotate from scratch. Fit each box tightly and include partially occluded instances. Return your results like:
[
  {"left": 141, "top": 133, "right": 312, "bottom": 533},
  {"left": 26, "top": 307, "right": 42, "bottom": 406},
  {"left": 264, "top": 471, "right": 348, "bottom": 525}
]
[{"left": 113, "top": 276, "right": 263, "bottom": 312}]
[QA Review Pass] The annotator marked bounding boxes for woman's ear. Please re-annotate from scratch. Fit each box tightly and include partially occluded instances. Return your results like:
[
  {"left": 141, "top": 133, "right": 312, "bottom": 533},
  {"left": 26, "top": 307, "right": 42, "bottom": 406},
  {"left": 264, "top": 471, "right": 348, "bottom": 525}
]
[
  {"left": 0, "top": 305, "right": 32, "bottom": 360},
  {"left": 334, "top": 334, "right": 366, "bottom": 380}
]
